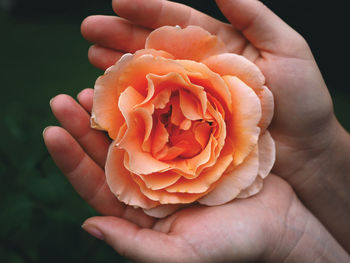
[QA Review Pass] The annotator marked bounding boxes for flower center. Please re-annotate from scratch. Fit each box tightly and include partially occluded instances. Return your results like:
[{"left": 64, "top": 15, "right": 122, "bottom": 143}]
[{"left": 150, "top": 91, "right": 212, "bottom": 161}]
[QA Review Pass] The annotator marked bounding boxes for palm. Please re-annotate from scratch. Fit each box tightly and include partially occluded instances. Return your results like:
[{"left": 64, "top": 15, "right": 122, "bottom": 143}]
[
  {"left": 44, "top": 89, "right": 304, "bottom": 261},
  {"left": 148, "top": 174, "right": 296, "bottom": 262}
]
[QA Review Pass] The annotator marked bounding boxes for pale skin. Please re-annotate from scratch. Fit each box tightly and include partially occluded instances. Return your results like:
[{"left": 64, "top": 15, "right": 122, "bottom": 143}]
[
  {"left": 43, "top": 0, "right": 350, "bottom": 262},
  {"left": 44, "top": 94, "right": 349, "bottom": 262}
]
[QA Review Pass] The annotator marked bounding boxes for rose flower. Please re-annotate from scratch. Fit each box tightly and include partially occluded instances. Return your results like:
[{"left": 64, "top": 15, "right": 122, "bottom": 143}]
[{"left": 91, "top": 25, "right": 275, "bottom": 218}]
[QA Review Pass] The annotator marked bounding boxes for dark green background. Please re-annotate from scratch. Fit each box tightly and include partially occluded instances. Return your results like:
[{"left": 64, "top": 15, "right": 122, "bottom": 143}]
[{"left": 0, "top": 0, "right": 349, "bottom": 262}]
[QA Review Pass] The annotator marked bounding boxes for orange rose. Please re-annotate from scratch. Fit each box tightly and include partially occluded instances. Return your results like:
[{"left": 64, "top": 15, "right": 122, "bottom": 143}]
[{"left": 91, "top": 25, "right": 275, "bottom": 218}]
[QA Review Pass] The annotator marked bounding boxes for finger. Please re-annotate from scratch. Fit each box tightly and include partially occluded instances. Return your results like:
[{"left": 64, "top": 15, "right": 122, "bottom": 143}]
[
  {"left": 43, "top": 127, "right": 154, "bottom": 227},
  {"left": 77, "top": 88, "right": 94, "bottom": 113},
  {"left": 112, "top": 0, "right": 245, "bottom": 50},
  {"left": 88, "top": 45, "right": 124, "bottom": 71},
  {"left": 215, "top": 0, "right": 310, "bottom": 57},
  {"left": 81, "top": 15, "right": 149, "bottom": 53},
  {"left": 82, "top": 216, "right": 195, "bottom": 262},
  {"left": 43, "top": 127, "right": 120, "bottom": 215},
  {"left": 50, "top": 94, "right": 110, "bottom": 167}
]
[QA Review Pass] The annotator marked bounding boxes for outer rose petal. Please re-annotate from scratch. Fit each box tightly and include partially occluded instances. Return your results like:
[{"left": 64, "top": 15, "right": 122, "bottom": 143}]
[
  {"left": 257, "top": 86, "right": 274, "bottom": 132},
  {"left": 105, "top": 143, "right": 159, "bottom": 209},
  {"left": 132, "top": 174, "right": 212, "bottom": 204},
  {"left": 143, "top": 204, "right": 185, "bottom": 218},
  {"left": 257, "top": 131, "right": 275, "bottom": 178},
  {"left": 133, "top": 48, "right": 174, "bottom": 60},
  {"left": 91, "top": 50, "right": 174, "bottom": 138},
  {"left": 91, "top": 53, "right": 133, "bottom": 139},
  {"left": 137, "top": 171, "right": 181, "bottom": 190},
  {"left": 201, "top": 53, "right": 265, "bottom": 91},
  {"left": 224, "top": 75, "right": 261, "bottom": 166},
  {"left": 203, "top": 54, "right": 274, "bottom": 131},
  {"left": 146, "top": 26, "right": 227, "bottom": 61},
  {"left": 198, "top": 147, "right": 259, "bottom": 206},
  {"left": 236, "top": 175, "right": 263, "bottom": 199}
]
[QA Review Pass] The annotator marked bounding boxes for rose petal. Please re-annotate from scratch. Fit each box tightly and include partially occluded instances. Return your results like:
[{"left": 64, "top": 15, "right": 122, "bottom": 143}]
[
  {"left": 169, "top": 129, "right": 202, "bottom": 159},
  {"left": 179, "top": 89, "right": 202, "bottom": 120},
  {"left": 193, "top": 122, "right": 212, "bottom": 149},
  {"left": 139, "top": 71, "right": 208, "bottom": 116},
  {"left": 132, "top": 174, "right": 210, "bottom": 204},
  {"left": 91, "top": 53, "right": 134, "bottom": 139},
  {"left": 170, "top": 95, "right": 185, "bottom": 126},
  {"left": 151, "top": 119, "right": 169, "bottom": 157},
  {"left": 258, "top": 131, "right": 275, "bottom": 179},
  {"left": 236, "top": 175, "right": 263, "bottom": 199},
  {"left": 145, "top": 25, "right": 227, "bottom": 61},
  {"left": 202, "top": 54, "right": 274, "bottom": 131},
  {"left": 137, "top": 171, "right": 181, "bottom": 190},
  {"left": 224, "top": 75, "right": 261, "bottom": 166},
  {"left": 105, "top": 143, "right": 159, "bottom": 209},
  {"left": 143, "top": 204, "right": 185, "bottom": 218},
  {"left": 112, "top": 55, "right": 190, "bottom": 97},
  {"left": 179, "top": 119, "right": 192, "bottom": 130},
  {"left": 165, "top": 153, "right": 233, "bottom": 193},
  {"left": 178, "top": 60, "right": 232, "bottom": 114},
  {"left": 202, "top": 53, "right": 265, "bottom": 90},
  {"left": 133, "top": 104, "right": 154, "bottom": 152},
  {"left": 92, "top": 53, "right": 181, "bottom": 139},
  {"left": 118, "top": 87, "right": 170, "bottom": 174},
  {"left": 171, "top": 99, "right": 227, "bottom": 176},
  {"left": 134, "top": 48, "right": 174, "bottom": 60},
  {"left": 198, "top": 146, "right": 259, "bottom": 206},
  {"left": 152, "top": 88, "right": 172, "bottom": 109},
  {"left": 169, "top": 134, "right": 217, "bottom": 178},
  {"left": 257, "top": 86, "right": 274, "bottom": 132}
]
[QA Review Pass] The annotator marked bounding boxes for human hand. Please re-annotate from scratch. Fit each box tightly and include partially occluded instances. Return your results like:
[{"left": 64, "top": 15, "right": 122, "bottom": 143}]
[
  {"left": 43, "top": 90, "right": 349, "bottom": 262},
  {"left": 81, "top": 0, "right": 350, "bottom": 251},
  {"left": 81, "top": 0, "right": 338, "bottom": 184}
]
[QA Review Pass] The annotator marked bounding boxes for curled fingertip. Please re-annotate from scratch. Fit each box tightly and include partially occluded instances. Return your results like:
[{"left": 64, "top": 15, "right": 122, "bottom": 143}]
[
  {"left": 112, "top": 0, "right": 129, "bottom": 15},
  {"left": 82, "top": 223, "right": 104, "bottom": 240},
  {"left": 49, "top": 96, "right": 57, "bottom": 107},
  {"left": 81, "top": 15, "right": 104, "bottom": 41},
  {"left": 88, "top": 45, "right": 124, "bottom": 70},
  {"left": 77, "top": 88, "right": 94, "bottom": 113},
  {"left": 42, "top": 126, "right": 53, "bottom": 137},
  {"left": 77, "top": 88, "right": 94, "bottom": 101}
]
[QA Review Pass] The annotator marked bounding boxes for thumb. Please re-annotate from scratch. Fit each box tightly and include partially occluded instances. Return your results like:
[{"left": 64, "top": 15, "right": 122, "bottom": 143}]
[
  {"left": 216, "top": 0, "right": 309, "bottom": 57},
  {"left": 81, "top": 216, "right": 193, "bottom": 262}
]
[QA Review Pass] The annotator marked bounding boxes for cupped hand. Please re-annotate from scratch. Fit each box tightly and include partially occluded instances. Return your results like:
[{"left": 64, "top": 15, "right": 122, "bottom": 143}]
[
  {"left": 43, "top": 91, "right": 349, "bottom": 263},
  {"left": 80, "top": 0, "right": 341, "bottom": 186},
  {"left": 80, "top": 1, "right": 350, "bottom": 251}
]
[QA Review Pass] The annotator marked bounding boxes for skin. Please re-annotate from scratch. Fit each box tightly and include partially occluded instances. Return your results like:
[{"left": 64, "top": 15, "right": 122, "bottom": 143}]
[
  {"left": 44, "top": 92, "right": 349, "bottom": 262},
  {"left": 43, "top": 0, "right": 350, "bottom": 261}
]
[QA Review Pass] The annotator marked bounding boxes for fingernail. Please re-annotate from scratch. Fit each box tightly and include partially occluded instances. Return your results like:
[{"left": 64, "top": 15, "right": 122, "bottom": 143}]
[
  {"left": 82, "top": 224, "right": 104, "bottom": 240},
  {"left": 49, "top": 96, "right": 55, "bottom": 106},
  {"left": 77, "top": 90, "right": 83, "bottom": 100},
  {"left": 42, "top": 126, "right": 52, "bottom": 137}
]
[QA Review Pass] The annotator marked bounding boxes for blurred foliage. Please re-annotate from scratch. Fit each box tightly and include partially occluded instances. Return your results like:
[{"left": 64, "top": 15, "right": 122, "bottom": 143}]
[
  {"left": 0, "top": 0, "right": 349, "bottom": 263},
  {"left": 0, "top": 10, "right": 129, "bottom": 263}
]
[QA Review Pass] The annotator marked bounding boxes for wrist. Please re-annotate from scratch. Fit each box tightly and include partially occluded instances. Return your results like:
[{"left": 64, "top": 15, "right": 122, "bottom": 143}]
[
  {"left": 281, "top": 215, "right": 350, "bottom": 263},
  {"left": 281, "top": 117, "right": 350, "bottom": 252},
  {"left": 288, "top": 116, "right": 350, "bottom": 189},
  {"left": 265, "top": 200, "right": 350, "bottom": 263}
]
